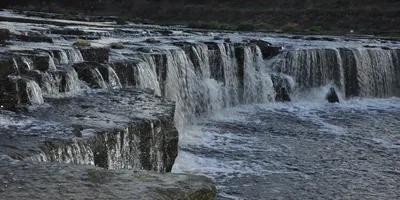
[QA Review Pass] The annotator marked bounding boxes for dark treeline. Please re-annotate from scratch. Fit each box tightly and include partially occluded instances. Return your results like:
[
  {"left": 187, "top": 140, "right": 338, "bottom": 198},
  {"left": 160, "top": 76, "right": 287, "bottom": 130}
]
[{"left": 3, "top": 0, "right": 400, "bottom": 11}]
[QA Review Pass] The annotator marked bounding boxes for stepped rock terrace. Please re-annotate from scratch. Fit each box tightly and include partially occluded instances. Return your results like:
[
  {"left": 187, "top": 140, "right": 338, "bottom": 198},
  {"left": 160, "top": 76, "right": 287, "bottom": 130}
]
[{"left": 1, "top": 9, "right": 400, "bottom": 199}]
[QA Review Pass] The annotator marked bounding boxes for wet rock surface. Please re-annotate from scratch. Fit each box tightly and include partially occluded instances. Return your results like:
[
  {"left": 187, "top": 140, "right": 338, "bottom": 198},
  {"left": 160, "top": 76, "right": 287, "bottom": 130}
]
[
  {"left": 1, "top": 89, "right": 178, "bottom": 172},
  {"left": 0, "top": 157, "right": 216, "bottom": 200}
]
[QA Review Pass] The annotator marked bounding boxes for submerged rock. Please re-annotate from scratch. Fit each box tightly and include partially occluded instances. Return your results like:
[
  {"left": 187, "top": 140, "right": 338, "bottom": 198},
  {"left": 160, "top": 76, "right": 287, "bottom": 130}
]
[{"left": 326, "top": 87, "right": 340, "bottom": 103}]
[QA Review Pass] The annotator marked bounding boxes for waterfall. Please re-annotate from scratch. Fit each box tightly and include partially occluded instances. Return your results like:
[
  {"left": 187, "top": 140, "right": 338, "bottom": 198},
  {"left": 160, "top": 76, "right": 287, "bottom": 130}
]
[
  {"left": 348, "top": 48, "right": 396, "bottom": 97},
  {"left": 91, "top": 68, "right": 107, "bottom": 89},
  {"left": 273, "top": 48, "right": 344, "bottom": 93},
  {"left": 67, "top": 49, "right": 84, "bottom": 63},
  {"left": 107, "top": 66, "right": 122, "bottom": 89},
  {"left": 65, "top": 69, "right": 87, "bottom": 94},
  {"left": 26, "top": 80, "right": 44, "bottom": 105},
  {"left": 58, "top": 49, "right": 84, "bottom": 64},
  {"left": 164, "top": 49, "right": 204, "bottom": 129},
  {"left": 271, "top": 47, "right": 400, "bottom": 98},
  {"left": 217, "top": 43, "right": 240, "bottom": 107},
  {"left": 22, "top": 57, "right": 33, "bottom": 70},
  {"left": 41, "top": 72, "right": 62, "bottom": 96},
  {"left": 242, "top": 46, "right": 275, "bottom": 104},
  {"left": 137, "top": 54, "right": 162, "bottom": 96},
  {"left": 12, "top": 58, "right": 21, "bottom": 75},
  {"left": 48, "top": 54, "right": 57, "bottom": 71},
  {"left": 190, "top": 43, "right": 211, "bottom": 78},
  {"left": 58, "top": 50, "right": 69, "bottom": 64}
]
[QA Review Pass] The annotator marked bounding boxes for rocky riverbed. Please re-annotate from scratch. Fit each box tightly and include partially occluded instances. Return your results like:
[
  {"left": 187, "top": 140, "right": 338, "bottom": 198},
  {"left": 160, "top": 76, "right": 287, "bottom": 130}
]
[
  {"left": 0, "top": 9, "right": 217, "bottom": 200},
  {"left": 1, "top": 9, "right": 400, "bottom": 200}
]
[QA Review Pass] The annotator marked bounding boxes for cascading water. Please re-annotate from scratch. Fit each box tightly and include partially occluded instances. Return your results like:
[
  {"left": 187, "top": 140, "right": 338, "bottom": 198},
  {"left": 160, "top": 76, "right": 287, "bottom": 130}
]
[
  {"left": 242, "top": 46, "right": 275, "bottom": 104},
  {"left": 272, "top": 47, "right": 400, "bottom": 98},
  {"left": 21, "top": 57, "right": 33, "bottom": 71},
  {"left": 26, "top": 80, "right": 44, "bottom": 105},
  {"left": 41, "top": 72, "right": 62, "bottom": 96},
  {"left": 12, "top": 58, "right": 21, "bottom": 75},
  {"left": 107, "top": 66, "right": 122, "bottom": 89},
  {"left": 65, "top": 68, "right": 88, "bottom": 94},
  {"left": 164, "top": 49, "right": 201, "bottom": 129},
  {"left": 136, "top": 54, "right": 162, "bottom": 95},
  {"left": 217, "top": 43, "right": 240, "bottom": 107},
  {"left": 58, "top": 49, "right": 84, "bottom": 64},
  {"left": 169, "top": 43, "right": 400, "bottom": 200},
  {"left": 272, "top": 48, "right": 344, "bottom": 94},
  {"left": 344, "top": 48, "right": 398, "bottom": 97},
  {"left": 58, "top": 50, "right": 69, "bottom": 64},
  {"left": 91, "top": 68, "right": 108, "bottom": 89},
  {"left": 48, "top": 54, "right": 57, "bottom": 71}
]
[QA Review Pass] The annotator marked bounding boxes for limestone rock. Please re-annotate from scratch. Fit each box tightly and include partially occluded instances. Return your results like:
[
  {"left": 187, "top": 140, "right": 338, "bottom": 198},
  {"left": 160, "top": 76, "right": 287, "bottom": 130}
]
[
  {"left": 79, "top": 47, "right": 109, "bottom": 63},
  {"left": 17, "top": 35, "right": 53, "bottom": 43},
  {"left": 0, "top": 158, "right": 216, "bottom": 200}
]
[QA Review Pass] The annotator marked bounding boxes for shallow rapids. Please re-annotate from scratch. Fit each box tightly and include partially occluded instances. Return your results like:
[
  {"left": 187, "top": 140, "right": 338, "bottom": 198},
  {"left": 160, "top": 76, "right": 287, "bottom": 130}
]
[{"left": 173, "top": 97, "right": 400, "bottom": 199}]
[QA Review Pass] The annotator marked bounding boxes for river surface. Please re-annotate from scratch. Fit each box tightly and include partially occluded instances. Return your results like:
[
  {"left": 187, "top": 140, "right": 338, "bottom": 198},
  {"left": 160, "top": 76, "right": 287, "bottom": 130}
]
[{"left": 173, "top": 96, "right": 400, "bottom": 199}]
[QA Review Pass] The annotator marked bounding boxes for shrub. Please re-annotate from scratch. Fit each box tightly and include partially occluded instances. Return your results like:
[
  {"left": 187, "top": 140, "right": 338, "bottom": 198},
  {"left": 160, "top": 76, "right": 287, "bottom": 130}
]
[
  {"left": 255, "top": 22, "right": 274, "bottom": 31},
  {"left": 282, "top": 22, "right": 299, "bottom": 32},
  {"left": 188, "top": 21, "right": 231, "bottom": 30},
  {"left": 236, "top": 22, "right": 256, "bottom": 31}
]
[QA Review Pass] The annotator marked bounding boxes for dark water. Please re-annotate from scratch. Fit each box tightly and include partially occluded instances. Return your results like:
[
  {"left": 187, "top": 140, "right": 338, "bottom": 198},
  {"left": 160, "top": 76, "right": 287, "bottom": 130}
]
[{"left": 173, "top": 98, "right": 400, "bottom": 200}]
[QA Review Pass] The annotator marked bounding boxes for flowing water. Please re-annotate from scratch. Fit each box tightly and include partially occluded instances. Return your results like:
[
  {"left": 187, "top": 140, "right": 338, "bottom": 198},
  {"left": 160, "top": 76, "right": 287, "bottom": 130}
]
[
  {"left": 1, "top": 11, "right": 400, "bottom": 198},
  {"left": 168, "top": 43, "right": 400, "bottom": 199}
]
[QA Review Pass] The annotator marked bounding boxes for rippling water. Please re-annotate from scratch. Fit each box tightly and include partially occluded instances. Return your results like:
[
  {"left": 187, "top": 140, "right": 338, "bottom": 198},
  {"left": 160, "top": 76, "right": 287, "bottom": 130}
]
[{"left": 173, "top": 97, "right": 400, "bottom": 200}]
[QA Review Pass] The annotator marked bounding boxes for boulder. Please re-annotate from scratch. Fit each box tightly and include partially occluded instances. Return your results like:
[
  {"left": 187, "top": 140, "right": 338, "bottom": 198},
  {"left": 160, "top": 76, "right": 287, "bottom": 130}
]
[{"left": 326, "top": 87, "right": 340, "bottom": 103}]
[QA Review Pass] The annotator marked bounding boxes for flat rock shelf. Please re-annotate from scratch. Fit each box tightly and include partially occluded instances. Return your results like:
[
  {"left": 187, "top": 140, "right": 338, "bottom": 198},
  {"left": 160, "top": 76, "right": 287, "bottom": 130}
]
[{"left": 0, "top": 156, "right": 216, "bottom": 200}]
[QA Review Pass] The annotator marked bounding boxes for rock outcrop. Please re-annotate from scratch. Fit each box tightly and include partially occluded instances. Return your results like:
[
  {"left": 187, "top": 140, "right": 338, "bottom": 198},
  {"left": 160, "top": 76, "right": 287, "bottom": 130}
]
[{"left": 0, "top": 156, "right": 216, "bottom": 200}]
